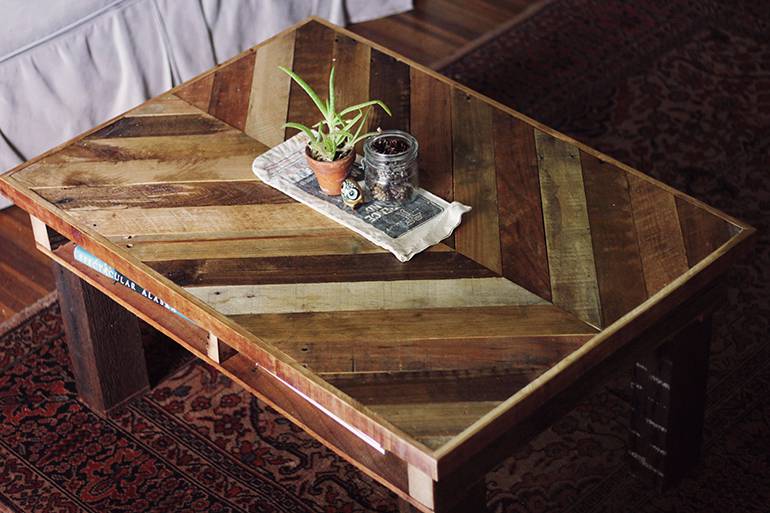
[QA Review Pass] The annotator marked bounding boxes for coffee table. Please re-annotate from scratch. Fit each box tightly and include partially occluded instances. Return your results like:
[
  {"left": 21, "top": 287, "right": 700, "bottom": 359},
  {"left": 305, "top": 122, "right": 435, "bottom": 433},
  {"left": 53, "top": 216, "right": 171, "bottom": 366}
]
[{"left": 0, "top": 17, "right": 755, "bottom": 512}]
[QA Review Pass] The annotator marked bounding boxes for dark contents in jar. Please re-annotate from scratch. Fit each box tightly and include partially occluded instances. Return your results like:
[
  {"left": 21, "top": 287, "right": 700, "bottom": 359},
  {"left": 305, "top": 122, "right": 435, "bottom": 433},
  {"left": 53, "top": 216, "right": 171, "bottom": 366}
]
[
  {"left": 365, "top": 158, "right": 417, "bottom": 203},
  {"left": 372, "top": 136, "right": 409, "bottom": 155}
]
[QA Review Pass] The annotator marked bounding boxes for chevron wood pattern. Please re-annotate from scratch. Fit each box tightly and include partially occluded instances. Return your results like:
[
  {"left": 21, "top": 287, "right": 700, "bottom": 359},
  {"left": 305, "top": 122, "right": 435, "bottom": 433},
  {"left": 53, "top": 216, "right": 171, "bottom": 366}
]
[{"left": 0, "top": 18, "right": 753, "bottom": 510}]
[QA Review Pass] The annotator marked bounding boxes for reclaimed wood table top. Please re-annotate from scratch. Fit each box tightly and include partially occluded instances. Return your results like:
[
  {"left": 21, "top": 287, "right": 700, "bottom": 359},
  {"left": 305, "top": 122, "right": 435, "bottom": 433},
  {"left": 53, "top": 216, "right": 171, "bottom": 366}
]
[{"left": 0, "top": 17, "right": 755, "bottom": 492}]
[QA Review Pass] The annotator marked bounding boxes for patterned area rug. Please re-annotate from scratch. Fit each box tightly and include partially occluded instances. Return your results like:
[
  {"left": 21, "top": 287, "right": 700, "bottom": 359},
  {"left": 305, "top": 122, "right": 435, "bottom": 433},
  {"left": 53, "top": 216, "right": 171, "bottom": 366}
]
[
  {"left": 2, "top": 1, "right": 770, "bottom": 512},
  {"left": 443, "top": 0, "right": 770, "bottom": 511}
]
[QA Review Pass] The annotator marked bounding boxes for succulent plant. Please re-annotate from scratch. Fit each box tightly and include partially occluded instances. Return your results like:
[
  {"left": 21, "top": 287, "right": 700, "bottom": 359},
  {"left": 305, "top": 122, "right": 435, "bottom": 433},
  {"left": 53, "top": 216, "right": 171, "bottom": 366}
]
[{"left": 279, "top": 65, "right": 391, "bottom": 162}]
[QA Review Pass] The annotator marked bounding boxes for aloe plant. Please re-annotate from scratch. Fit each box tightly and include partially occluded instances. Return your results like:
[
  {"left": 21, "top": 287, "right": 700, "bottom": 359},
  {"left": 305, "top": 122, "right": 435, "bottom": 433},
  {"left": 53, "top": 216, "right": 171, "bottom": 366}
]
[{"left": 279, "top": 65, "right": 391, "bottom": 162}]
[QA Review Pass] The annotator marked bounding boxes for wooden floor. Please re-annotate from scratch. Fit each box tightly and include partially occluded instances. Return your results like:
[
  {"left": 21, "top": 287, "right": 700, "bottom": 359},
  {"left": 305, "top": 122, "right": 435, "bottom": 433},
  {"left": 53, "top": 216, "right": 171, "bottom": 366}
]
[
  {"left": 349, "top": 0, "right": 534, "bottom": 67},
  {"left": 0, "top": 206, "right": 54, "bottom": 322},
  {"left": 0, "top": 0, "right": 528, "bottom": 324}
]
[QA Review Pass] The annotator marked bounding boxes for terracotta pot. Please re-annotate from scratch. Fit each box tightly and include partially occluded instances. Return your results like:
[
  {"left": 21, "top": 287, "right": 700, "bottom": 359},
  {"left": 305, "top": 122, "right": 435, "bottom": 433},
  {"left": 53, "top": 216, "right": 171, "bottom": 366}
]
[{"left": 305, "top": 147, "right": 353, "bottom": 195}]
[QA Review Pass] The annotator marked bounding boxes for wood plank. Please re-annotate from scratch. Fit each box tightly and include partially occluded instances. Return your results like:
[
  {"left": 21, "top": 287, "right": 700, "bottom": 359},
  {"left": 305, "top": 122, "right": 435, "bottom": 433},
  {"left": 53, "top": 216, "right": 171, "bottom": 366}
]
[
  {"left": 285, "top": 22, "right": 335, "bottom": 139},
  {"left": 493, "top": 112, "right": 550, "bottom": 300},
  {"left": 38, "top": 181, "right": 291, "bottom": 210},
  {"left": 581, "top": 151, "right": 648, "bottom": 325},
  {"left": 29, "top": 215, "right": 51, "bottom": 251},
  {"left": 48, "top": 130, "right": 264, "bottom": 164},
  {"left": 349, "top": 0, "right": 534, "bottom": 68},
  {"left": 259, "top": 332, "right": 591, "bottom": 375},
  {"left": 410, "top": 70, "right": 453, "bottom": 200},
  {"left": 14, "top": 129, "right": 266, "bottom": 189},
  {"left": 188, "top": 277, "right": 546, "bottom": 315},
  {"left": 369, "top": 49, "right": 411, "bottom": 132},
  {"left": 54, "top": 263, "right": 149, "bottom": 415},
  {"left": 407, "top": 464, "right": 436, "bottom": 511},
  {"left": 238, "top": 305, "right": 596, "bottom": 344},
  {"left": 67, "top": 203, "right": 341, "bottom": 239},
  {"left": 244, "top": 31, "right": 296, "bottom": 147},
  {"left": 18, "top": 155, "right": 259, "bottom": 188},
  {"left": 126, "top": 94, "right": 204, "bottom": 117},
  {"left": 232, "top": 305, "right": 596, "bottom": 371},
  {"left": 372, "top": 401, "right": 503, "bottom": 448},
  {"left": 208, "top": 52, "right": 256, "bottom": 130},
  {"left": 124, "top": 234, "right": 388, "bottom": 261},
  {"left": 675, "top": 197, "right": 733, "bottom": 267},
  {"left": 89, "top": 114, "right": 231, "bottom": 138},
  {"left": 0, "top": 261, "right": 51, "bottom": 308},
  {"left": 332, "top": 34, "right": 372, "bottom": 116},
  {"left": 0, "top": 210, "right": 54, "bottom": 315},
  {"left": 0, "top": 237, "right": 51, "bottom": 294},
  {"left": 150, "top": 251, "right": 497, "bottom": 286},
  {"left": 325, "top": 367, "right": 550, "bottom": 405},
  {"left": 627, "top": 175, "right": 689, "bottom": 295},
  {"left": 451, "top": 90, "right": 501, "bottom": 273},
  {"left": 175, "top": 73, "right": 215, "bottom": 112},
  {"left": 535, "top": 130, "right": 602, "bottom": 327},
  {"left": 332, "top": 34, "right": 371, "bottom": 155}
]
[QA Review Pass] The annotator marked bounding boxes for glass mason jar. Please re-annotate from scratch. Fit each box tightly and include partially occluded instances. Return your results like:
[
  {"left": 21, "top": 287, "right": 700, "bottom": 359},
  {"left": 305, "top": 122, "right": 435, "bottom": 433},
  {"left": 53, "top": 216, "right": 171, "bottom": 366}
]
[{"left": 363, "top": 130, "right": 419, "bottom": 205}]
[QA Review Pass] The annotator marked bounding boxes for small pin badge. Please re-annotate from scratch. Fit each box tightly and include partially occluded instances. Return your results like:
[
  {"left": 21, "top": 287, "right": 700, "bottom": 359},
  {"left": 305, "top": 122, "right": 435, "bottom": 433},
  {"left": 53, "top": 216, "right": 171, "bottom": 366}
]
[{"left": 341, "top": 178, "right": 365, "bottom": 209}]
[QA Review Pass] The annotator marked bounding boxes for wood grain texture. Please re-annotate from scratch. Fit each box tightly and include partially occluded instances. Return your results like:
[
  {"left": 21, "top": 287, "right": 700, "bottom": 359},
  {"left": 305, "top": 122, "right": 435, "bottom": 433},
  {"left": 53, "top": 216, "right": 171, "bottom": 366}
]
[
  {"left": 208, "top": 52, "right": 256, "bottom": 130},
  {"left": 90, "top": 114, "right": 231, "bottom": 138},
  {"left": 332, "top": 33, "right": 372, "bottom": 116},
  {"left": 536, "top": 130, "right": 602, "bottom": 327},
  {"left": 38, "top": 181, "right": 291, "bottom": 210},
  {"left": 29, "top": 215, "right": 51, "bottom": 251},
  {"left": 175, "top": 73, "right": 214, "bottom": 112},
  {"left": 189, "top": 277, "right": 545, "bottom": 314},
  {"left": 266, "top": 332, "right": 592, "bottom": 375},
  {"left": 410, "top": 70, "right": 453, "bottom": 200},
  {"left": 349, "top": 0, "right": 536, "bottom": 68},
  {"left": 675, "top": 197, "right": 733, "bottom": 267},
  {"left": 54, "top": 263, "right": 149, "bottom": 414},
  {"left": 149, "top": 251, "right": 496, "bottom": 286},
  {"left": 325, "top": 368, "right": 550, "bottom": 405},
  {"left": 285, "top": 22, "right": 335, "bottom": 139},
  {"left": 581, "top": 151, "right": 647, "bottom": 325},
  {"left": 123, "top": 234, "right": 387, "bottom": 262},
  {"left": 374, "top": 401, "right": 502, "bottom": 448},
  {"left": 19, "top": 154, "right": 258, "bottom": 188},
  {"left": 244, "top": 31, "right": 296, "bottom": 147},
  {"left": 628, "top": 174, "right": 689, "bottom": 295},
  {"left": 0, "top": 207, "right": 55, "bottom": 321},
  {"left": 233, "top": 305, "right": 596, "bottom": 352},
  {"left": 452, "top": 89, "right": 501, "bottom": 273},
  {"left": 494, "top": 112, "right": 551, "bottom": 300},
  {"left": 126, "top": 94, "right": 204, "bottom": 117},
  {"left": 15, "top": 126, "right": 265, "bottom": 189},
  {"left": 39, "top": 130, "right": 264, "bottom": 165},
  {"left": 369, "top": 48, "right": 411, "bottom": 132},
  {"left": 70, "top": 203, "right": 341, "bottom": 240}
]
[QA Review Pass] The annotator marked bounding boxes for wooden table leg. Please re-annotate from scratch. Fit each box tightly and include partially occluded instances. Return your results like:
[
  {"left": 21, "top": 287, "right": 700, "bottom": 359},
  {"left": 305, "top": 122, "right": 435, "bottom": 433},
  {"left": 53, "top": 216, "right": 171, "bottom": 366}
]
[
  {"left": 399, "top": 480, "right": 487, "bottom": 513},
  {"left": 54, "top": 263, "right": 149, "bottom": 416},
  {"left": 629, "top": 314, "right": 713, "bottom": 489}
]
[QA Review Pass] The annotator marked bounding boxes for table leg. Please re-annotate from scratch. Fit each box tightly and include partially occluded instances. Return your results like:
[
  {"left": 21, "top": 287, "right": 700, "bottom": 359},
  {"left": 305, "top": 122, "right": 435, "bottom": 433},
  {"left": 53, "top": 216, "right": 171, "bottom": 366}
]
[
  {"left": 629, "top": 314, "right": 712, "bottom": 489},
  {"left": 398, "top": 480, "right": 487, "bottom": 513},
  {"left": 54, "top": 263, "right": 149, "bottom": 416}
]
